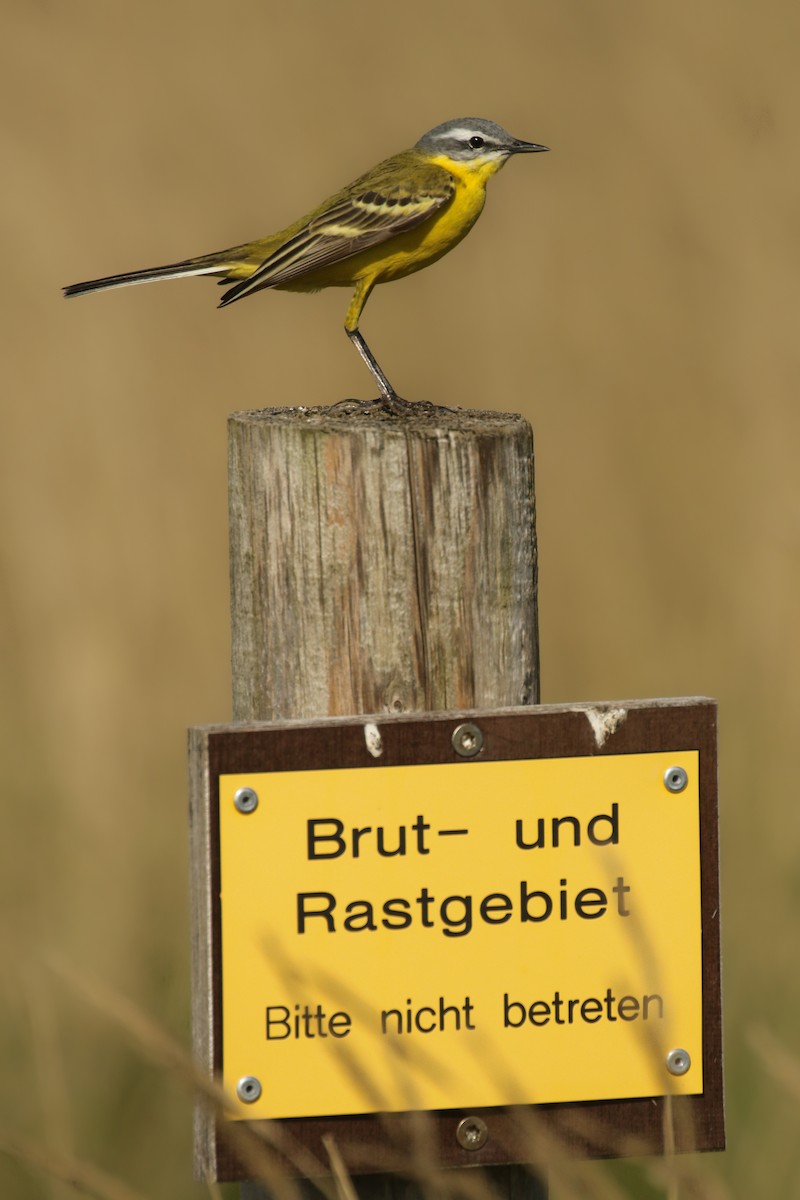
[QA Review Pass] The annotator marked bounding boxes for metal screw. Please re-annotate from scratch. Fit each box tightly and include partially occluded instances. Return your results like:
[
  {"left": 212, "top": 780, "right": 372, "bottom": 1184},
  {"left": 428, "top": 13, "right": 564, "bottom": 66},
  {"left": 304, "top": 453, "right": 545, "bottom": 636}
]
[
  {"left": 452, "top": 723, "right": 484, "bottom": 758},
  {"left": 236, "top": 1075, "right": 262, "bottom": 1103},
  {"left": 456, "top": 1116, "right": 488, "bottom": 1150},
  {"left": 234, "top": 786, "right": 259, "bottom": 814},
  {"left": 663, "top": 766, "right": 688, "bottom": 794},
  {"left": 666, "top": 1048, "right": 691, "bottom": 1076}
]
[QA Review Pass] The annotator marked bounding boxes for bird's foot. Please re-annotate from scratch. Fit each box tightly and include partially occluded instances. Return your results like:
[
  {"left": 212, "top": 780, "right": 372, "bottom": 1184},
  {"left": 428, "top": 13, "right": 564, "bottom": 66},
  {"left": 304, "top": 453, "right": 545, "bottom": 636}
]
[
  {"left": 331, "top": 393, "right": 413, "bottom": 416},
  {"left": 331, "top": 393, "right": 454, "bottom": 417}
]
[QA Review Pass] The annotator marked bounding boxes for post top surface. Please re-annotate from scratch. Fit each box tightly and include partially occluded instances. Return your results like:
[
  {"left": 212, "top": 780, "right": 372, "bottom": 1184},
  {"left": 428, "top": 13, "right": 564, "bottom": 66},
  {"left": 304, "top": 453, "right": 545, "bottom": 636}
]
[{"left": 228, "top": 403, "right": 531, "bottom": 435}]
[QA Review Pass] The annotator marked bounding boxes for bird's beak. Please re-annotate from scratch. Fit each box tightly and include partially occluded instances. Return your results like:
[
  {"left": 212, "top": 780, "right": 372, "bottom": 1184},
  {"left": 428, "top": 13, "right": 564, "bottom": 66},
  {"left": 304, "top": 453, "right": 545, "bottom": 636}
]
[{"left": 510, "top": 140, "right": 550, "bottom": 153}]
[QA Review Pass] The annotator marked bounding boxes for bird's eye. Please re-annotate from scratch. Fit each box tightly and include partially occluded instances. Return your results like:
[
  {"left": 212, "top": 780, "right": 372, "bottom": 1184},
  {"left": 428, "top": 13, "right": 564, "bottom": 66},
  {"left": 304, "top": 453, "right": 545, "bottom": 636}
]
[{"left": 468, "top": 135, "right": 485, "bottom": 149}]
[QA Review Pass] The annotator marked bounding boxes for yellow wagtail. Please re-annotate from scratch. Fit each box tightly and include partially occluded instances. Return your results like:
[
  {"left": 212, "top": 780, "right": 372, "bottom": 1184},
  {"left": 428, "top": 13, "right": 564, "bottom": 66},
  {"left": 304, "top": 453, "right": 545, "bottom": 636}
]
[{"left": 64, "top": 118, "right": 549, "bottom": 410}]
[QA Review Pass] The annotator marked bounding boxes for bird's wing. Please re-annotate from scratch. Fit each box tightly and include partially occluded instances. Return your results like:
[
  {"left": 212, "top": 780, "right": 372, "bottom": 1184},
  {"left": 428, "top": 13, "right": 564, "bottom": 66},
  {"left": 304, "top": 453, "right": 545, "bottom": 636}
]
[{"left": 219, "top": 158, "right": 455, "bottom": 307}]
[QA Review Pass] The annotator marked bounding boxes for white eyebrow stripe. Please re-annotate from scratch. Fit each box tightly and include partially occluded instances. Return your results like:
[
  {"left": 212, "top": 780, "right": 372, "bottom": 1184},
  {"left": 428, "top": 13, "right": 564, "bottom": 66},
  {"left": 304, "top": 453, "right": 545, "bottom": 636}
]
[{"left": 434, "top": 126, "right": 477, "bottom": 141}]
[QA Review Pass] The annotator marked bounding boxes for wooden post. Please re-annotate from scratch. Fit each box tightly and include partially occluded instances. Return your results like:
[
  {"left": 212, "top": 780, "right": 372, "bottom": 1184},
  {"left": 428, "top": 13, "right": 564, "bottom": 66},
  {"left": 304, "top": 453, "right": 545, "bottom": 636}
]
[{"left": 228, "top": 403, "right": 544, "bottom": 1198}]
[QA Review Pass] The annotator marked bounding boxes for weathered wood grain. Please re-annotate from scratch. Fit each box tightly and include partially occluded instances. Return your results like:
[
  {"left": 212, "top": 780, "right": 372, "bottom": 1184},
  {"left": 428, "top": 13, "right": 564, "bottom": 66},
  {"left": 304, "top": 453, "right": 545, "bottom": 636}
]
[{"left": 228, "top": 405, "right": 538, "bottom": 722}]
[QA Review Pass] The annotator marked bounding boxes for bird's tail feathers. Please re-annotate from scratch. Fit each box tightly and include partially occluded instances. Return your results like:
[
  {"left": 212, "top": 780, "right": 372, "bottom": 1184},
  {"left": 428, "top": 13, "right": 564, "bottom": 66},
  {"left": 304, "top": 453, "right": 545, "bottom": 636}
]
[{"left": 63, "top": 254, "right": 232, "bottom": 298}]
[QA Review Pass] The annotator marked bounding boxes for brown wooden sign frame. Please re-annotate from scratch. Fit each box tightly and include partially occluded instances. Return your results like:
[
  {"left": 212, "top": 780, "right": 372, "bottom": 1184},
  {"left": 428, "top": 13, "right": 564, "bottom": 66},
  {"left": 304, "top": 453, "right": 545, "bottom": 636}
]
[{"left": 189, "top": 697, "right": 723, "bottom": 1182}]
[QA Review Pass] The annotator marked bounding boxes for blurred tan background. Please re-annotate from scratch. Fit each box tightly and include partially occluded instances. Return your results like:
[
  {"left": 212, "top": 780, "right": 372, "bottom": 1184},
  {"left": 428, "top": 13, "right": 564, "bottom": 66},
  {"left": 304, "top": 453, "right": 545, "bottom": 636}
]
[{"left": 3, "top": 0, "right": 800, "bottom": 1195}]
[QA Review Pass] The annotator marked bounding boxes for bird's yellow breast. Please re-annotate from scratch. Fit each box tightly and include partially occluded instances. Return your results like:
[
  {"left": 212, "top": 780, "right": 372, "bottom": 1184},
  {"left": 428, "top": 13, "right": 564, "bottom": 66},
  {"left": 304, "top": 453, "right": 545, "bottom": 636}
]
[{"left": 281, "top": 153, "right": 504, "bottom": 293}]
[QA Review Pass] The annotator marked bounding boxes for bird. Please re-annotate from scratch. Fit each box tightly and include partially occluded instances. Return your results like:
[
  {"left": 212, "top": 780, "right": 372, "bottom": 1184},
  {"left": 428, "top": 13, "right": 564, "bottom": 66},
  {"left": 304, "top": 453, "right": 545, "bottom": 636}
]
[{"left": 63, "top": 117, "right": 549, "bottom": 410}]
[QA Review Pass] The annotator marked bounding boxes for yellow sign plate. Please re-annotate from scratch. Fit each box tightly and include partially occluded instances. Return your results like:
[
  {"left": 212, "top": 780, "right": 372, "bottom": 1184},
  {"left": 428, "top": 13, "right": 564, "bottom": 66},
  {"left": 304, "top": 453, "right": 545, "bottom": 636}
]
[{"left": 219, "top": 751, "right": 702, "bottom": 1120}]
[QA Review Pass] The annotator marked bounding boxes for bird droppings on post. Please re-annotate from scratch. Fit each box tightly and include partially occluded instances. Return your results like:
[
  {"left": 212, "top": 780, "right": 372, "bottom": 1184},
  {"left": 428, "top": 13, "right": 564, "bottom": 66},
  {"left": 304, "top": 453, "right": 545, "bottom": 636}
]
[
  {"left": 364, "top": 722, "right": 383, "bottom": 758},
  {"left": 583, "top": 705, "right": 629, "bottom": 748}
]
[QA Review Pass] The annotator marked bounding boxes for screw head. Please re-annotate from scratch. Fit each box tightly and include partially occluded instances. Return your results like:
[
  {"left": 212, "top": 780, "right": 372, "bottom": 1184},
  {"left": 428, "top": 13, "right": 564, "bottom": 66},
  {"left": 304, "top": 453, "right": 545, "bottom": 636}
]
[
  {"left": 456, "top": 1115, "right": 488, "bottom": 1150},
  {"left": 663, "top": 766, "right": 688, "bottom": 794},
  {"left": 236, "top": 1075, "right": 262, "bottom": 1103},
  {"left": 666, "top": 1048, "right": 691, "bottom": 1076},
  {"left": 452, "top": 723, "right": 484, "bottom": 758},
  {"left": 234, "top": 786, "right": 259, "bottom": 814}
]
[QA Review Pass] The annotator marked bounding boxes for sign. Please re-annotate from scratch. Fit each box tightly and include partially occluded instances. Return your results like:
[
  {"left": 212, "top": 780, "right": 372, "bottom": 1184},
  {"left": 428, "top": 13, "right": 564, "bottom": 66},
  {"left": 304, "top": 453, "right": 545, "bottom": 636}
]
[
  {"left": 220, "top": 751, "right": 701, "bottom": 1118},
  {"left": 189, "top": 699, "right": 723, "bottom": 1179}
]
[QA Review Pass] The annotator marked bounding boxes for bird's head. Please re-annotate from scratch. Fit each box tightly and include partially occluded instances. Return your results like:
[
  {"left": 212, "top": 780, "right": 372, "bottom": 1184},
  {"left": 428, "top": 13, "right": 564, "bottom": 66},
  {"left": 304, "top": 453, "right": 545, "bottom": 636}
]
[{"left": 415, "top": 118, "right": 549, "bottom": 175}]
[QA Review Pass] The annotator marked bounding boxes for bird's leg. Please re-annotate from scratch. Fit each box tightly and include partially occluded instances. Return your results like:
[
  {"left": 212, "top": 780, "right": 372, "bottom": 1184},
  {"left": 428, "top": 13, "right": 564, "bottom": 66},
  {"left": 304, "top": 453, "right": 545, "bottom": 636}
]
[
  {"left": 340, "top": 279, "right": 417, "bottom": 414},
  {"left": 346, "top": 327, "right": 410, "bottom": 411}
]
